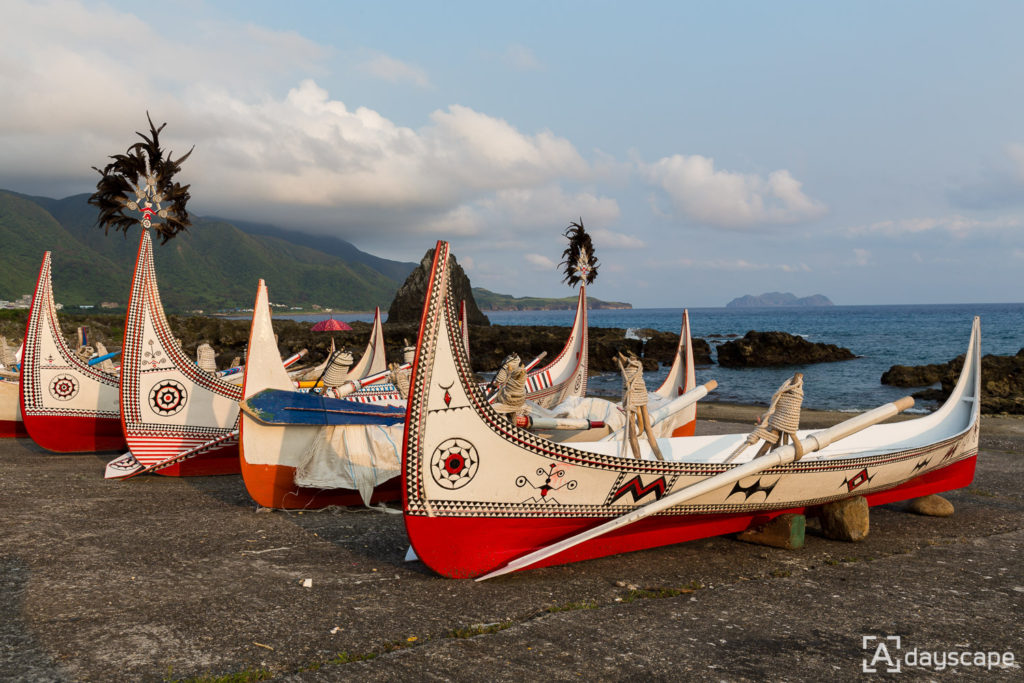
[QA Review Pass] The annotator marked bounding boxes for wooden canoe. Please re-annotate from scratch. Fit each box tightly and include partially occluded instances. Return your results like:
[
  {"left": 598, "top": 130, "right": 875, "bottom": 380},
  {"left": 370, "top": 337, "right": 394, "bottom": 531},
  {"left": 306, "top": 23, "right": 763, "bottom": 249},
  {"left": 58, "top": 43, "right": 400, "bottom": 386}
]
[
  {"left": 402, "top": 242, "right": 981, "bottom": 578},
  {"left": 19, "top": 252, "right": 126, "bottom": 452},
  {"left": 239, "top": 272, "right": 593, "bottom": 509},
  {"left": 119, "top": 229, "right": 241, "bottom": 476}
]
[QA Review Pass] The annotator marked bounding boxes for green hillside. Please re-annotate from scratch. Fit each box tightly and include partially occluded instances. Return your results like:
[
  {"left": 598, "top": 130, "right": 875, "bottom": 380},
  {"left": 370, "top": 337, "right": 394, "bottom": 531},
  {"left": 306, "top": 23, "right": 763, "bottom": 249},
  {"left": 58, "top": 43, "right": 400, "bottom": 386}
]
[
  {"left": 0, "top": 191, "right": 417, "bottom": 311},
  {"left": 473, "top": 287, "right": 632, "bottom": 311}
]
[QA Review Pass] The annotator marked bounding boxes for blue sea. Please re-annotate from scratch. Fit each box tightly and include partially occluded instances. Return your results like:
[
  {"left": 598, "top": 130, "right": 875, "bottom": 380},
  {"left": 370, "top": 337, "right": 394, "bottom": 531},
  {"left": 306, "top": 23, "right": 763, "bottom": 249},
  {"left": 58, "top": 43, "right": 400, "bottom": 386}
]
[
  {"left": 287, "top": 303, "right": 1024, "bottom": 412},
  {"left": 489, "top": 303, "right": 1024, "bottom": 412}
]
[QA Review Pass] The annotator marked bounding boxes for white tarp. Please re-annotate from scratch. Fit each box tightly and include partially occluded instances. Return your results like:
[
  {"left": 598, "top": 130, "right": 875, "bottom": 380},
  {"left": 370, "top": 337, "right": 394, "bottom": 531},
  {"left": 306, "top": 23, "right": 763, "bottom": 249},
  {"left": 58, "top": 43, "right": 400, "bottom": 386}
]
[{"left": 293, "top": 423, "right": 404, "bottom": 505}]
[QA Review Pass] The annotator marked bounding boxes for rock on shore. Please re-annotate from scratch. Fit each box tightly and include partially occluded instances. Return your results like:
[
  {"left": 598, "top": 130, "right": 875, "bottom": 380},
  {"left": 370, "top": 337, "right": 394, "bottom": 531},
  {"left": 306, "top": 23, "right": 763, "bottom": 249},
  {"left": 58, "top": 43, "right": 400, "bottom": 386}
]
[
  {"left": 882, "top": 349, "right": 1024, "bottom": 414},
  {"left": 716, "top": 330, "right": 856, "bottom": 368}
]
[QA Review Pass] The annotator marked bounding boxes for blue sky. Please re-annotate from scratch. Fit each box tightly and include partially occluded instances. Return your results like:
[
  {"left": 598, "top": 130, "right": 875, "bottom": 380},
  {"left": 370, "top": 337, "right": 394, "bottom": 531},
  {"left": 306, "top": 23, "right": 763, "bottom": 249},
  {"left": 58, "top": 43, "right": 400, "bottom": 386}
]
[{"left": 1, "top": 1, "right": 1022, "bottom": 306}]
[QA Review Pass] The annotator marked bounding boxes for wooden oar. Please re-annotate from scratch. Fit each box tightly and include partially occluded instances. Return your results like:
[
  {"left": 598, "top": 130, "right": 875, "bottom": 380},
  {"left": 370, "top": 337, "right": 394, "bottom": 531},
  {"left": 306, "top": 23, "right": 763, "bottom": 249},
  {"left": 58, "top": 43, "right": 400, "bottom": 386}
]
[
  {"left": 514, "top": 415, "right": 605, "bottom": 431},
  {"left": 476, "top": 395, "right": 914, "bottom": 581},
  {"left": 217, "top": 349, "right": 307, "bottom": 378},
  {"left": 598, "top": 380, "right": 717, "bottom": 443},
  {"left": 87, "top": 349, "right": 121, "bottom": 366}
]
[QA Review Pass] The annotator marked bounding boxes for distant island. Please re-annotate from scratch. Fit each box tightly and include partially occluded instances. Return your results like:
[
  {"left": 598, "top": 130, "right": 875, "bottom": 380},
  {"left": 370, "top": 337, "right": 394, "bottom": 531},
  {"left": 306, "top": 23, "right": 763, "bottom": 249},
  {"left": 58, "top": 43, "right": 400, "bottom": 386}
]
[
  {"left": 472, "top": 288, "right": 632, "bottom": 311},
  {"left": 726, "top": 292, "right": 834, "bottom": 308}
]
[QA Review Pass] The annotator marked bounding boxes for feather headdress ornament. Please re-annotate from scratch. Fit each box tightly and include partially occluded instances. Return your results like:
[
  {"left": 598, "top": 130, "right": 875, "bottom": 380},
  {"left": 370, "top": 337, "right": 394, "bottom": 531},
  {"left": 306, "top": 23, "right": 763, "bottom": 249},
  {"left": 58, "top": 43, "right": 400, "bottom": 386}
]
[
  {"left": 89, "top": 113, "right": 193, "bottom": 243},
  {"left": 559, "top": 218, "right": 599, "bottom": 288}
]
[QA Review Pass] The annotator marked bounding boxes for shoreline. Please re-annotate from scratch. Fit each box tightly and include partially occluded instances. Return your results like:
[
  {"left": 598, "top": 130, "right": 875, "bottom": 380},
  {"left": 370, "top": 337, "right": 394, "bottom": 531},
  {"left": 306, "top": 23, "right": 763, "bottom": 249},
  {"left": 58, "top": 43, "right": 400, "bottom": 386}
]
[{"left": 698, "top": 400, "right": 1024, "bottom": 436}]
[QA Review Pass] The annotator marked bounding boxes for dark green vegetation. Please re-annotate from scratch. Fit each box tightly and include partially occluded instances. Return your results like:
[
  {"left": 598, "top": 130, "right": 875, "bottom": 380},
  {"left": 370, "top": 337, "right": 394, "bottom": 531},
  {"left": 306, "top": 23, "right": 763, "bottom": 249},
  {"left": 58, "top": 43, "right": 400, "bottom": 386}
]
[
  {"left": 473, "top": 287, "right": 631, "bottom": 311},
  {"left": 0, "top": 190, "right": 418, "bottom": 312}
]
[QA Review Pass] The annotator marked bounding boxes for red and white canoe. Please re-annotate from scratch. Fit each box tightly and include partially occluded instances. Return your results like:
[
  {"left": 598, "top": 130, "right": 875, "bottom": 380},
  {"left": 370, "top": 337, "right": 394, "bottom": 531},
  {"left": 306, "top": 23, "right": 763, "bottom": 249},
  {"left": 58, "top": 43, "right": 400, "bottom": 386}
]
[
  {"left": 0, "top": 377, "right": 26, "bottom": 438},
  {"left": 652, "top": 309, "right": 697, "bottom": 437},
  {"left": 402, "top": 242, "right": 981, "bottom": 579},
  {"left": 521, "top": 286, "right": 588, "bottom": 408},
  {"left": 118, "top": 229, "right": 241, "bottom": 476},
  {"left": 239, "top": 277, "right": 594, "bottom": 510},
  {"left": 19, "top": 252, "right": 126, "bottom": 452},
  {"left": 240, "top": 280, "right": 402, "bottom": 508}
]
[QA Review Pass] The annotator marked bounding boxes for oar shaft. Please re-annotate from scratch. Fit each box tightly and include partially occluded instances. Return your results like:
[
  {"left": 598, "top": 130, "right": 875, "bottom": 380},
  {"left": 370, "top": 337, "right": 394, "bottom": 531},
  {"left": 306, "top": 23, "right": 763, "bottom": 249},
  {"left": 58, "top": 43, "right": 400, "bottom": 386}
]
[
  {"left": 328, "top": 362, "right": 411, "bottom": 399},
  {"left": 478, "top": 395, "right": 913, "bottom": 580},
  {"left": 515, "top": 415, "right": 605, "bottom": 431},
  {"left": 87, "top": 350, "right": 121, "bottom": 366}
]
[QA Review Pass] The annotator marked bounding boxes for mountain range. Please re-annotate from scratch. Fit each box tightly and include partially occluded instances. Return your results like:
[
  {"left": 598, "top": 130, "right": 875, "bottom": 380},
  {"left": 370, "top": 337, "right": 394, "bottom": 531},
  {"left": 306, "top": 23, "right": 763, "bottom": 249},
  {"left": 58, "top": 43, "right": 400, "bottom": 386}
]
[
  {"left": 472, "top": 288, "right": 632, "bottom": 311},
  {"left": 0, "top": 190, "right": 418, "bottom": 312}
]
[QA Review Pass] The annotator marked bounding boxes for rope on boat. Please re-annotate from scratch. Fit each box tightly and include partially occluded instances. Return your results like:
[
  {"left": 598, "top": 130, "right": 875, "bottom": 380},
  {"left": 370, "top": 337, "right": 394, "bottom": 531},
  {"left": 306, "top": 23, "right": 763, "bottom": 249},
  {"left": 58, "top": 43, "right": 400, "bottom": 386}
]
[
  {"left": 491, "top": 353, "right": 528, "bottom": 417},
  {"left": 617, "top": 351, "right": 663, "bottom": 460},
  {"left": 389, "top": 362, "right": 411, "bottom": 399},
  {"left": 93, "top": 341, "right": 117, "bottom": 374},
  {"left": 727, "top": 372, "right": 805, "bottom": 462},
  {"left": 322, "top": 350, "right": 354, "bottom": 387},
  {"left": 196, "top": 343, "right": 217, "bottom": 374},
  {"left": 74, "top": 345, "right": 96, "bottom": 363},
  {"left": 0, "top": 337, "right": 17, "bottom": 368}
]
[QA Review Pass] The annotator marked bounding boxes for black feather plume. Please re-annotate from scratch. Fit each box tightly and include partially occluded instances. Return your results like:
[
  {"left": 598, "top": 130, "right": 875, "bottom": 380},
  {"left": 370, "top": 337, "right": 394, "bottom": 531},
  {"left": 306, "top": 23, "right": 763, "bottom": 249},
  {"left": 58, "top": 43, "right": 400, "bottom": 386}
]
[
  {"left": 559, "top": 218, "right": 599, "bottom": 287},
  {"left": 89, "top": 113, "right": 193, "bottom": 243}
]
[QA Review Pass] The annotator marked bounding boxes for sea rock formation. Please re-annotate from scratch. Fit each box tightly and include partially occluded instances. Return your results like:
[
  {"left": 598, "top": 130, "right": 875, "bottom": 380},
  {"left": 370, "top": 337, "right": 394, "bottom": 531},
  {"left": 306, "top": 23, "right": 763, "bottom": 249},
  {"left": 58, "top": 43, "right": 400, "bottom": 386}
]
[
  {"left": 387, "top": 247, "right": 490, "bottom": 326},
  {"left": 716, "top": 331, "right": 856, "bottom": 367},
  {"left": 726, "top": 292, "right": 833, "bottom": 308},
  {"left": 882, "top": 349, "right": 1024, "bottom": 414}
]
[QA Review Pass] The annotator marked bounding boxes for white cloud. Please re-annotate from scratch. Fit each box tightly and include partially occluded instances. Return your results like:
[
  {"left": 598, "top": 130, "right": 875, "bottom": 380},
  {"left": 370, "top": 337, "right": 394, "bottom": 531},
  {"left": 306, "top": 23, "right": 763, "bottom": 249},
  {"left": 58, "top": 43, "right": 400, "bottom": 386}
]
[
  {"left": 524, "top": 253, "right": 557, "bottom": 270},
  {"left": 359, "top": 53, "right": 431, "bottom": 87},
  {"left": 416, "top": 186, "right": 620, "bottom": 238},
  {"left": 1008, "top": 143, "right": 1024, "bottom": 184},
  {"left": 660, "top": 257, "right": 811, "bottom": 272},
  {"left": 853, "top": 248, "right": 871, "bottom": 266},
  {"left": 591, "top": 229, "right": 645, "bottom": 249},
  {"left": 0, "top": 1, "right": 603, "bottom": 244},
  {"left": 640, "top": 154, "right": 826, "bottom": 229},
  {"left": 845, "top": 215, "right": 1022, "bottom": 238},
  {"left": 503, "top": 44, "right": 543, "bottom": 71}
]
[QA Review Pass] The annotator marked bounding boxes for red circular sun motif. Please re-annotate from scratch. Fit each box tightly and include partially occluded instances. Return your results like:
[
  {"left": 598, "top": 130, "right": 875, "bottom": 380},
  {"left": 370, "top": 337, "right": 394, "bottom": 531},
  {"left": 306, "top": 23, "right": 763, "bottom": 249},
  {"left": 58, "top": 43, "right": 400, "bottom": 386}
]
[
  {"left": 49, "top": 374, "right": 79, "bottom": 401},
  {"left": 149, "top": 380, "right": 188, "bottom": 416},
  {"left": 429, "top": 438, "right": 479, "bottom": 490}
]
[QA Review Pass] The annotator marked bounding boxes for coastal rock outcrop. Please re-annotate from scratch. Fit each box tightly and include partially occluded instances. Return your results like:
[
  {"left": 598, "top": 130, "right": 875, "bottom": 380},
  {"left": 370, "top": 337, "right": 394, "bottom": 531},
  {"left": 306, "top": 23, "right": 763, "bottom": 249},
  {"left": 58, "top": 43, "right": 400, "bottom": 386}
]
[
  {"left": 716, "top": 331, "right": 856, "bottom": 367},
  {"left": 882, "top": 349, "right": 1024, "bottom": 414},
  {"left": 387, "top": 248, "right": 490, "bottom": 326}
]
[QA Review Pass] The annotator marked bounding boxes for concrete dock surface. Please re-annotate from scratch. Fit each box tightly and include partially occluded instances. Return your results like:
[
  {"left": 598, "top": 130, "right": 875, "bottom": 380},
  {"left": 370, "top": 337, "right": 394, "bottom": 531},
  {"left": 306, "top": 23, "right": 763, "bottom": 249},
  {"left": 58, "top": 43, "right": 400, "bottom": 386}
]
[{"left": 1, "top": 409, "right": 1021, "bottom": 681}]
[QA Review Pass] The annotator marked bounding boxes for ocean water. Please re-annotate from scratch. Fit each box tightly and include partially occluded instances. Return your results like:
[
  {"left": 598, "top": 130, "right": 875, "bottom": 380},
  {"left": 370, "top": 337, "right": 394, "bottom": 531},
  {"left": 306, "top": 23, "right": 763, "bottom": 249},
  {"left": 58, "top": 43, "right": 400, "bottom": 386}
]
[{"left": 484, "top": 303, "right": 1024, "bottom": 412}]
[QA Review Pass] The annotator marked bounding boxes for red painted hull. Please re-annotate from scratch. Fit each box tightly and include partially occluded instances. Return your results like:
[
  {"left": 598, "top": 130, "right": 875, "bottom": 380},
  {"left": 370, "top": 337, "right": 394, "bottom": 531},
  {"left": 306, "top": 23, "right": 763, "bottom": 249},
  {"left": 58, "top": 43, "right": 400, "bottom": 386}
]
[
  {"left": 406, "top": 456, "right": 976, "bottom": 579},
  {"left": 152, "top": 443, "right": 242, "bottom": 477},
  {"left": 240, "top": 459, "right": 400, "bottom": 509},
  {"left": 22, "top": 413, "right": 126, "bottom": 452},
  {"left": 670, "top": 420, "right": 696, "bottom": 438},
  {"left": 0, "top": 418, "right": 28, "bottom": 438}
]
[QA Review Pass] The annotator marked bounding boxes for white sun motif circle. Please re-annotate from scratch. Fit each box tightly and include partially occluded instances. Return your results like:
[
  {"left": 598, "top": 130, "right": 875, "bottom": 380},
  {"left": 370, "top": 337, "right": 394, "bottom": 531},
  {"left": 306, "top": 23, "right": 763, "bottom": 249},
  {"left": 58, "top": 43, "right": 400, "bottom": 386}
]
[{"left": 429, "top": 438, "right": 479, "bottom": 490}]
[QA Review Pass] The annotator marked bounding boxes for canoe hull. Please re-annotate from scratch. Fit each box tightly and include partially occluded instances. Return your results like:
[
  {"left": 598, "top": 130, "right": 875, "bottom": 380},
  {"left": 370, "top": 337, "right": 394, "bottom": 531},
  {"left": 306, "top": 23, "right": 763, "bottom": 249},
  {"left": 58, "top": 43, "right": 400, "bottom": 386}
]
[
  {"left": 407, "top": 455, "right": 976, "bottom": 579},
  {"left": 0, "top": 417, "right": 28, "bottom": 438},
  {"left": 402, "top": 242, "right": 983, "bottom": 579},
  {"left": 242, "top": 460, "right": 400, "bottom": 508},
  {"left": 21, "top": 414, "right": 125, "bottom": 452}
]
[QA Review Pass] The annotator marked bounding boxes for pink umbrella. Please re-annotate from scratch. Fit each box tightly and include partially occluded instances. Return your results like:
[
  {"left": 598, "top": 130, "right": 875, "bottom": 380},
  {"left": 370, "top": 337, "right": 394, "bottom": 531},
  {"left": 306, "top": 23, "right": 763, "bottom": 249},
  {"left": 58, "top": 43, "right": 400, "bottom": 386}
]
[{"left": 310, "top": 317, "right": 353, "bottom": 332}]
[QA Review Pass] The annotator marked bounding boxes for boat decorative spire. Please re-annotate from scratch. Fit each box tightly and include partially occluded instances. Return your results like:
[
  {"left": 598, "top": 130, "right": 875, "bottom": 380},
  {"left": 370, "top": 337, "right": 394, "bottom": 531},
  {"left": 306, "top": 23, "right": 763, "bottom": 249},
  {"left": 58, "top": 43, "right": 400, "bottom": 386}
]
[
  {"left": 89, "top": 113, "right": 193, "bottom": 243},
  {"left": 560, "top": 218, "right": 599, "bottom": 288}
]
